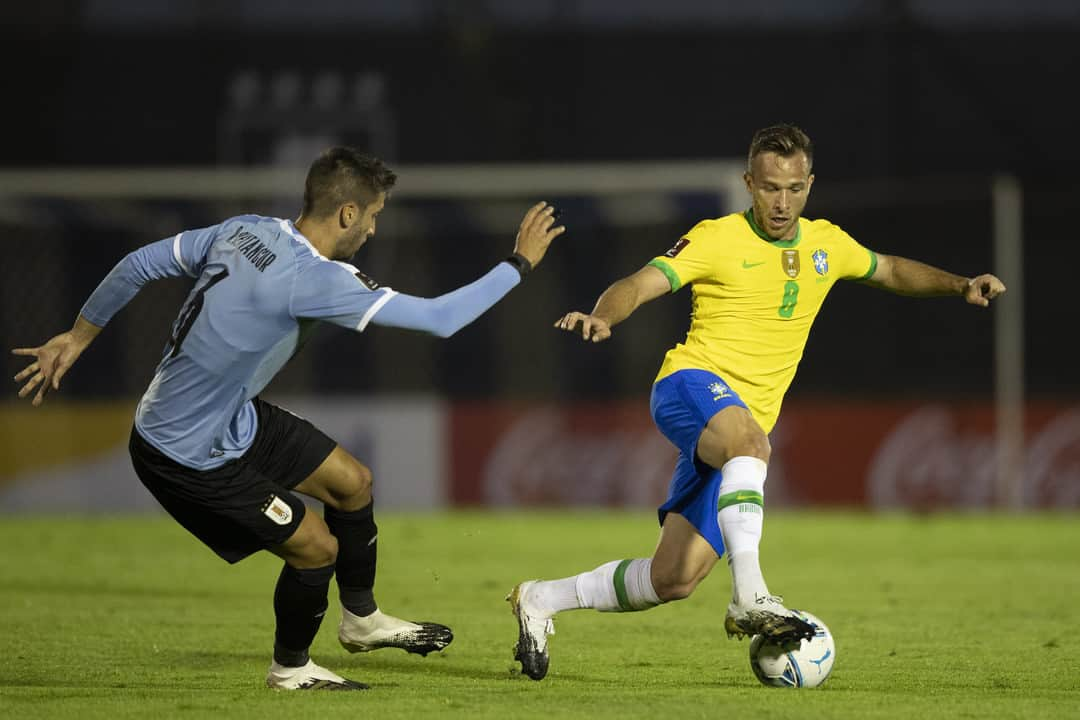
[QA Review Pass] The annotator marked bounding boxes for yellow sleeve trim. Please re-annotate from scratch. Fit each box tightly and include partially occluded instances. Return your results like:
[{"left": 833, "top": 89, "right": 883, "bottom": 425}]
[{"left": 648, "top": 258, "right": 682, "bottom": 292}]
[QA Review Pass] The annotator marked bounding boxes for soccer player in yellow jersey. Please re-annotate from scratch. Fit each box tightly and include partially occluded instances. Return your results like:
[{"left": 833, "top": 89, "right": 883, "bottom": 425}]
[{"left": 507, "top": 123, "right": 1006, "bottom": 681}]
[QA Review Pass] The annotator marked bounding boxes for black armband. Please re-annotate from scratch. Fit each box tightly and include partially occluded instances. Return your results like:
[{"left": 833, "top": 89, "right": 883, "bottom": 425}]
[{"left": 504, "top": 252, "right": 533, "bottom": 280}]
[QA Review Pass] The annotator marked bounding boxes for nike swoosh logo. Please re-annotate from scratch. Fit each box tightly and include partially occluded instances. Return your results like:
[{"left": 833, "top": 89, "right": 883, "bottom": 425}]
[{"left": 742, "top": 260, "right": 766, "bottom": 269}]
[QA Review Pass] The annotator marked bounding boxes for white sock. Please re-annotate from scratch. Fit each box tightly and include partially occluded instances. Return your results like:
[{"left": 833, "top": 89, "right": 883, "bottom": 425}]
[
  {"left": 526, "top": 576, "right": 581, "bottom": 616},
  {"left": 716, "top": 456, "right": 769, "bottom": 605},
  {"left": 574, "top": 558, "right": 662, "bottom": 613}
]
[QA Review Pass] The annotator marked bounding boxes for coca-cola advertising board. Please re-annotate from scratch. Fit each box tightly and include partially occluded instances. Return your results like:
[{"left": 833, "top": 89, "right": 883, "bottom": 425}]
[{"left": 450, "top": 400, "right": 1080, "bottom": 509}]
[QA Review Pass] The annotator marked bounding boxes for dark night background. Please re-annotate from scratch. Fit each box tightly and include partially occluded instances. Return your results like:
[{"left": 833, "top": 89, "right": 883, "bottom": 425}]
[{"left": 2, "top": 1, "right": 1073, "bottom": 402}]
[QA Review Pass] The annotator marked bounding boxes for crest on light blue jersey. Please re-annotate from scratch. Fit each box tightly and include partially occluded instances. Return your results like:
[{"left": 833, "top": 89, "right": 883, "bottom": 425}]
[{"left": 812, "top": 249, "right": 829, "bottom": 275}]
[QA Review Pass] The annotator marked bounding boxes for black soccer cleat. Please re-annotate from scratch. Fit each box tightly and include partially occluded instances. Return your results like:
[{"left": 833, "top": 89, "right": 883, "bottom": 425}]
[
  {"left": 339, "top": 611, "right": 454, "bottom": 657},
  {"left": 507, "top": 581, "right": 555, "bottom": 681},
  {"left": 725, "top": 594, "right": 817, "bottom": 644},
  {"left": 385, "top": 622, "right": 454, "bottom": 657},
  {"left": 761, "top": 612, "right": 817, "bottom": 646}
]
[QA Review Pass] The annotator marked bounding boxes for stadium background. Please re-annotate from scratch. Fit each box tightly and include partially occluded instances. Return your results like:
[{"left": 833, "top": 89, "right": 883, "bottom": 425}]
[{"left": 1, "top": 1, "right": 1077, "bottom": 513}]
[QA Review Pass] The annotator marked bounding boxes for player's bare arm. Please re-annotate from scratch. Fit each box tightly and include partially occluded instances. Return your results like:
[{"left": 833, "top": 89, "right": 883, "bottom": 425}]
[
  {"left": 12, "top": 315, "right": 102, "bottom": 406},
  {"left": 555, "top": 264, "right": 671, "bottom": 342},
  {"left": 863, "top": 253, "right": 1006, "bottom": 307}
]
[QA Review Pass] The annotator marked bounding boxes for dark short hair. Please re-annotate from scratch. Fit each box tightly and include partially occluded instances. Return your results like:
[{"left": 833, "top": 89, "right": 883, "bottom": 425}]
[
  {"left": 747, "top": 124, "right": 814, "bottom": 173},
  {"left": 302, "top": 147, "right": 397, "bottom": 219}
]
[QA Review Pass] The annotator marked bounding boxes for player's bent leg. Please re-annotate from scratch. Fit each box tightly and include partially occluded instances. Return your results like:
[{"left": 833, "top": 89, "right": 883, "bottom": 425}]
[
  {"left": 272, "top": 507, "right": 338, "bottom": 569},
  {"left": 293, "top": 446, "right": 453, "bottom": 657},
  {"left": 506, "top": 524, "right": 707, "bottom": 681},
  {"left": 694, "top": 404, "right": 771, "bottom": 470},
  {"left": 695, "top": 410, "right": 813, "bottom": 644},
  {"left": 508, "top": 556, "right": 665, "bottom": 681},
  {"left": 292, "top": 445, "right": 373, "bottom": 511},
  {"left": 650, "top": 511, "right": 720, "bottom": 601},
  {"left": 265, "top": 512, "right": 365, "bottom": 689}
]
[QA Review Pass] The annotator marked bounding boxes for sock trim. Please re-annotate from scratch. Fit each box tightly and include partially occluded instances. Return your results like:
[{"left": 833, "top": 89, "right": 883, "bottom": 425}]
[
  {"left": 717, "top": 489, "right": 763, "bottom": 511},
  {"left": 612, "top": 559, "right": 633, "bottom": 611}
]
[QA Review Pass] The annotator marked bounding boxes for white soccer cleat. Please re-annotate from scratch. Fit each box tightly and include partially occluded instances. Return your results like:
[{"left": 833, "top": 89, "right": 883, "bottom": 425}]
[
  {"left": 507, "top": 580, "right": 555, "bottom": 681},
  {"left": 725, "top": 593, "right": 816, "bottom": 644},
  {"left": 338, "top": 607, "right": 453, "bottom": 657},
  {"left": 265, "top": 659, "right": 368, "bottom": 690}
]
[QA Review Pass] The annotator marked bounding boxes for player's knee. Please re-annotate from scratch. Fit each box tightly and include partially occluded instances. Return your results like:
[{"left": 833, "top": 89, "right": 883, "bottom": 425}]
[
  {"left": 335, "top": 459, "right": 373, "bottom": 510},
  {"left": 699, "top": 412, "right": 771, "bottom": 468},
  {"left": 650, "top": 567, "right": 704, "bottom": 602},
  {"left": 307, "top": 532, "right": 339, "bottom": 567},
  {"left": 292, "top": 530, "right": 338, "bottom": 568},
  {"left": 723, "top": 421, "right": 771, "bottom": 464},
  {"left": 653, "top": 576, "right": 699, "bottom": 602},
  {"left": 348, "top": 461, "right": 373, "bottom": 499},
  {"left": 737, "top": 431, "right": 771, "bottom": 464}
]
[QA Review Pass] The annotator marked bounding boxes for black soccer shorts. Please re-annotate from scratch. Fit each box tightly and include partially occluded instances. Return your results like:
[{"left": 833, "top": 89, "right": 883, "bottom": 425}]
[{"left": 128, "top": 397, "right": 337, "bottom": 563}]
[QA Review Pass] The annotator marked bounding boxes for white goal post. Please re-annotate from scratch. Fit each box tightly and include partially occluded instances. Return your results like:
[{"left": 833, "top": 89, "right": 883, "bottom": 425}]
[{"left": 0, "top": 161, "right": 747, "bottom": 204}]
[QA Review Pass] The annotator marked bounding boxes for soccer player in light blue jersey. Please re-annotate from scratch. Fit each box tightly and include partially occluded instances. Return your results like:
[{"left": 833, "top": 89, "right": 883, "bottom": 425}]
[{"left": 12, "top": 147, "right": 565, "bottom": 690}]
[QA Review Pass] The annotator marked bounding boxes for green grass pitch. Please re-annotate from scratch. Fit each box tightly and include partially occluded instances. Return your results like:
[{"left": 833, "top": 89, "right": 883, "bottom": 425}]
[{"left": 1, "top": 510, "right": 1077, "bottom": 719}]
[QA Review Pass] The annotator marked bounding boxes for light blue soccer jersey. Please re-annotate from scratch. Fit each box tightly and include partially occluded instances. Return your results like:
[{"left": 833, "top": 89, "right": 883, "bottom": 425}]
[{"left": 81, "top": 214, "right": 520, "bottom": 470}]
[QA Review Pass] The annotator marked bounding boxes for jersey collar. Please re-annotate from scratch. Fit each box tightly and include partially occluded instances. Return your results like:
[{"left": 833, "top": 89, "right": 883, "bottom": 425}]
[
  {"left": 743, "top": 209, "right": 801, "bottom": 248},
  {"left": 280, "top": 219, "right": 329, "bottom": 259}
]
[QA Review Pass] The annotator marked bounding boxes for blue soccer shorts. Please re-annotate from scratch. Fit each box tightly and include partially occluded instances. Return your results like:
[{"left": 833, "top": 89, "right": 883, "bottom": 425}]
[{"left": 650, "top": 369, "right": 749, "bottom": 557}]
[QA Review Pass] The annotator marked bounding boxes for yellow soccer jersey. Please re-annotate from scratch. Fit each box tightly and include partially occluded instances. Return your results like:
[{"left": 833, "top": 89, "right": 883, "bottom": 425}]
[{"left": 649, "top": 210, "right": 877, "bottom": 433}]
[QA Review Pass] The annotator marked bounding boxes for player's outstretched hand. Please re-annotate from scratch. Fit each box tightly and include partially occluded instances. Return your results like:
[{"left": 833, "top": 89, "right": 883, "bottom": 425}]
[
  {"left": 555, "top": 311, "right": 612, "bottom": 343},
  {"left": 964, "top": 273, "right": 1006, "bottom": 307},
  {"left": 11, "top": 325, "right": 96, "bottom": 406},
  {"left": 513, "top": 201, "right": 566, "bottom": 270}
]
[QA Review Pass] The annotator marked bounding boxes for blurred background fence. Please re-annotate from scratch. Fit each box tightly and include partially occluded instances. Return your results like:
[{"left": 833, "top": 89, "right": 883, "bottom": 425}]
[{"left": 1, "top": 0, "right": 1076, "bottom": 512}]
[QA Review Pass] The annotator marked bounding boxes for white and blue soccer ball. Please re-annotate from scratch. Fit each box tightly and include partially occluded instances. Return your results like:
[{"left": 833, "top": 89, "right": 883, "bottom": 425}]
[{"left": 748, "top": 610, "right": 835, "bottom": 688}]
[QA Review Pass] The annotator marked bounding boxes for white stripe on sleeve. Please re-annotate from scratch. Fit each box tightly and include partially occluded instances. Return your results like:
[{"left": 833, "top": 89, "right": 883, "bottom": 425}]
[
  {"left": 172, "top": 233, "right": 193, "bottom": 276},
  {"left": 358, "top": 288, "right": 399, "bottom": 331}
]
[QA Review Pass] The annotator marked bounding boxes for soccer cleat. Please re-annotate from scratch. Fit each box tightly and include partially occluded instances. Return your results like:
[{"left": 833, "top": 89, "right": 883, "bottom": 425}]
[
  {"left": 339, "top": 607, "right": 453, "bottom": 657},
  {"left": 507, "top": 580, "right": 555, "bottom": 681},
  {"left": 265, "top": 659, "right": 369, "bottom": 690},
  {"left": 724, "top": 593, "right": 816, "bottom": 644}
]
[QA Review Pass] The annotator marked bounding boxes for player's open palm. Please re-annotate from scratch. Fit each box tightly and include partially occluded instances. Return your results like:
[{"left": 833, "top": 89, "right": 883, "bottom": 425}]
[
  {"left": 555, "top": 312, "right": 612, "bottom": 343},
  {"left": 513, "top": 201, "right": 566, "bottom": 269},
  {"left": 964, "top": 273, "right": 1006, "bottom": 307},
  {"left": 12, "top": 331, "right": 90, "bottom": 406}
]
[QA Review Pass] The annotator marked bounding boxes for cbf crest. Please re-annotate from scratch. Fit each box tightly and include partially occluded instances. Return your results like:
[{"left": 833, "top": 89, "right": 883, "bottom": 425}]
[
  {"left": 781, "top": 249, "right": 800, "bottom": 278},
  {"left": 708, "top": 381, "right": 732, "bottom": 401},
  {"left": 812, "top": 249, "right": 829, "bottom": 276}
]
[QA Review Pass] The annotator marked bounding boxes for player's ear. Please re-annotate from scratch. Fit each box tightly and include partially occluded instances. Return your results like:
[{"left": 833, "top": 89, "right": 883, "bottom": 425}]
[
  {"left": 338, "top": 203, "right": 358, "bottom": 229},
  {"left": 743, "top": 172, "right": 753, "bottom": 194}
]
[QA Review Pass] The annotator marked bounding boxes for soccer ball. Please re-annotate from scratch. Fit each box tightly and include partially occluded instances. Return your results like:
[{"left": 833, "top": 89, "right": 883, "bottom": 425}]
[{"left": 748, "top": 610, "right": 835, "bottom": 688}]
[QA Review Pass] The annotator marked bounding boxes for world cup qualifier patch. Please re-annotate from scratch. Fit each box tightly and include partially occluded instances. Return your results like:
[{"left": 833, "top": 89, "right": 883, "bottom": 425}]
[
  {"left": 664, "top": 238, "right": 690, "bottom": 258},
  {"left": 262, "top": 495, "right": 293, "bottom": 525},
  {"left": 354, "top": 271, "right": 380, "bottom": 290}
]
